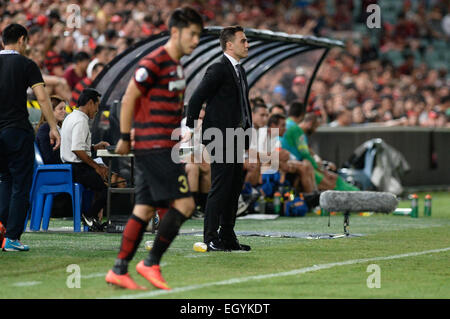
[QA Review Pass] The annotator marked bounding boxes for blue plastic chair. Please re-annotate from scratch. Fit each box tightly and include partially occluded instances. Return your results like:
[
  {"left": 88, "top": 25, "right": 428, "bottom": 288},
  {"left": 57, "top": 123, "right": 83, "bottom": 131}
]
[{"left": 25, "top": 143, "right": 92, "bottom": 232}]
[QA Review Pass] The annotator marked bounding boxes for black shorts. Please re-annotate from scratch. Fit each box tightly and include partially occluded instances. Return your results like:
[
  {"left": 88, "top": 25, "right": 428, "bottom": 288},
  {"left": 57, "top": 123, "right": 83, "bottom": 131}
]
[{"left": 134, "top": 149, "right": 191, "bottom": 206}]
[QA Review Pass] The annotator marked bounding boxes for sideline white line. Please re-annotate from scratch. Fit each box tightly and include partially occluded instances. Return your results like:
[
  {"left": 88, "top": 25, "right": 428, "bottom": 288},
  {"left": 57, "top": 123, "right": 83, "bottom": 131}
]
[
  {"left": 111, "top": 247, "right": 450, "bottom": 299},
  {"left": 81, "top": 273, "right": 107, "bottom": 279},
  {"left": 12, "top": 281, "right": 42, "bottom": 287}
]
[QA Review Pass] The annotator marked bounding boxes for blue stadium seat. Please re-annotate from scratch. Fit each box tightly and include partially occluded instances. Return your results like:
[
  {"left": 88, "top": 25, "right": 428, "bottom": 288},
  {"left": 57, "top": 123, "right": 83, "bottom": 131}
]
[{"left": 24, "top": 143, "right": 92, "bottom": 232}]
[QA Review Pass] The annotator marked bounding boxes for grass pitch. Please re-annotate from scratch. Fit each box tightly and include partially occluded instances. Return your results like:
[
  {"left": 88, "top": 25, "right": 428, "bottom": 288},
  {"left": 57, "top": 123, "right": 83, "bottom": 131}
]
[{"left": 1, "top": 191, "right": 449, "bottom": 299}]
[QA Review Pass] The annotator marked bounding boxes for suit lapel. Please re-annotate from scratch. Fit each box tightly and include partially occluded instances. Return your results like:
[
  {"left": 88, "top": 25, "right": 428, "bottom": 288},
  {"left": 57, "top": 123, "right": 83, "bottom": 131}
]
[{"left": 221, "top": 55, "right": 240, "bottom": 91}]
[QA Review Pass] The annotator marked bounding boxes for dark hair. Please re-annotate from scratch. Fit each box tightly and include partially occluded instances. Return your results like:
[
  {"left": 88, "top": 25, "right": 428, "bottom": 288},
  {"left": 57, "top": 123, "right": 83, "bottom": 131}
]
[
  {"left": 78, "top": 88, "right": 101, "bottom": 107},
  {"left": 92, "top": 62, "right": 105, "bottom": 73},
  {"left": 268, "top": 114, "right": 286, "bottom": 127},
  {"left": 252, "top": 103, "right": 268, "bottom": 113},
  {"left": 269, "top": 104, "right": 286, "bottom": 114},
  {"left": 36, "top": 95, "right": 66, "bottom": 131},
  {"left": 168, "top": 6, "right": 203, "bottom": 32},
  {"left": 288, "top": 101, "right": 307, "bottom": 117},
  {"left": 73, "top": 51, "right": 90, "bottom": 63},
  {"left": 250, "top": 96, "right": 265, "bottom": 107},
  {"left": 94, "top": 45, "right": 107, "bottom": 55},
  {"left": 29, "top": 25, "right": 42, "bottom": 36},
  {"left": 2, "top": 23, "right": 28, "bottom": 46},
  {"left": 105, "top": 29, "right": 118, "bottom": 40},
  {"left": 219, "top": 25, "right": 244, "bottom": 51}
]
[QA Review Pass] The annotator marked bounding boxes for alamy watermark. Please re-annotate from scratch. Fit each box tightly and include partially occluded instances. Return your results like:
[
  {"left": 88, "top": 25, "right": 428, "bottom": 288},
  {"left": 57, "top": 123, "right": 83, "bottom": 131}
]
[
  {"left": 66, "top": 4, "right": 82, "bottom": 29},
  {"left": 66, "top": 264, "right": 81, "bottom": 288},
  {"left": 170, "top": 123, "right": 280, "bottom": 169},
  {"left": 366, "top": 264, "right": 381, "bottom": 288},
  {"left": 366, "top": 4, "right": 381, "bottom": 29}
]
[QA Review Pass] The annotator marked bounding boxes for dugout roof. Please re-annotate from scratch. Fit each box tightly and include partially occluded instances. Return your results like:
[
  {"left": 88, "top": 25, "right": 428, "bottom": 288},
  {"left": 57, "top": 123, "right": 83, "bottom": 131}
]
[{"left": 91, "top": 26, "right": 344, "bottom": 143}]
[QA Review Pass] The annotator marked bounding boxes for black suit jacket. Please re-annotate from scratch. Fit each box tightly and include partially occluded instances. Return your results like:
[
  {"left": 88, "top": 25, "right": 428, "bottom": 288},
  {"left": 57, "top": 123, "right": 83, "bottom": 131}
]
[{"left": 186, "top": 55, "right": 252, "bottom": 149}]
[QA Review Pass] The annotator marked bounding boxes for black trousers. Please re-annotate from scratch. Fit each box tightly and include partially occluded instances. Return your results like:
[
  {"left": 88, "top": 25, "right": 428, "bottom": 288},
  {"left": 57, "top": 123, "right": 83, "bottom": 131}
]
[
  {"left": 204, "top": 159, "right": 244, "bottom": 244},
  {"left": 0, "top": 127, "right": 35, "bottom": 240},
  {"left": 70, "top": 163, "right": 107, "bottom": 218}
]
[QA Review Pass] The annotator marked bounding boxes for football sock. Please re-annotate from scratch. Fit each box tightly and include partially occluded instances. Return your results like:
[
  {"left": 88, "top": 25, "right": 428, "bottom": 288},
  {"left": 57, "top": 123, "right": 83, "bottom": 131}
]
[
  {"left": 113, "top": 214, "right": 148, "bottom": 274},
  {"left": 144, "top": 207, "right": 187, "bottom": 266}
]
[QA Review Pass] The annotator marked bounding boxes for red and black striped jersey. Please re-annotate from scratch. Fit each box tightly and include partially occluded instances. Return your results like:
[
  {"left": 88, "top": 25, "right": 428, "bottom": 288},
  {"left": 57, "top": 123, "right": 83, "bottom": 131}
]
[
  {"left": 70, "top": 77, "right": 92, "bottom": 107},
  {"left": 133, "top": 46, "right": 185, "bottom": 152},
  {"left": 44, "top": 51, "right": 64, "bottom": 75}
]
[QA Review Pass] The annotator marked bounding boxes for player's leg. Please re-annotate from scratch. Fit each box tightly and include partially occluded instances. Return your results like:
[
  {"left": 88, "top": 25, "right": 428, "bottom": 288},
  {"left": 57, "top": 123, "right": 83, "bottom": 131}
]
[
  {"left": 106, "top": 204, "right": 155, "bottom": 290},
  {"left": 136, "top": 151, "right": 195, "bottom": 289},
  {"left": 136, "top": 197, "right": 195, "bottom": 290},
  {"left": 106, "top": 155, "right": 155, "bottom": 290}
]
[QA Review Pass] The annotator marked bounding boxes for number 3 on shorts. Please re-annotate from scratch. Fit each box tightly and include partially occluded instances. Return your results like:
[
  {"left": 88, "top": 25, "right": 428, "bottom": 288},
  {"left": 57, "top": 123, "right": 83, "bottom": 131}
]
[{"left": 178, "top": 175, "right": 189, "bottom": 193}]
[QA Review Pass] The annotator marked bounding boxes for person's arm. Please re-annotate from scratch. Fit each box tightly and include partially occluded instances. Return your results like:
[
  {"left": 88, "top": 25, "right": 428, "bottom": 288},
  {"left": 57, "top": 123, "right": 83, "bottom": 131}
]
[
  {"left": 32, "top": 84, "right": 61, "bottom": 150},
  {"left": 285, "top": 126, "right": 319, "bottom": 169},
  {"left": 73, "top": 150, "right": 108, "bottom": 180},
  {"left": 186, "top": 63, "right": 223, "bottom": 129},
  {"left": 115, "top": 80, "right": 141, "bottom": 155}
]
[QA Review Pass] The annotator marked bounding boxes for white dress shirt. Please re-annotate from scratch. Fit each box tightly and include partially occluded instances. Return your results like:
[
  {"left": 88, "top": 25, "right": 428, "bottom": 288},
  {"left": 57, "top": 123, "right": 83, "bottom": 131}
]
[
  {"left": 224, "top": 52, "right": 240, "bottom": 77},
  {"left": 60, "top": 109, "right": 92, "bottom": 163}
]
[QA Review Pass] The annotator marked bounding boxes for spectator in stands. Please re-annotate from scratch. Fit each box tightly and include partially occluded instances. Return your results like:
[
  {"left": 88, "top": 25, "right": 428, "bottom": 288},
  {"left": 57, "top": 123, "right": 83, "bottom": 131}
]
[
  {"left": 360, "top": 35, "right": 379, "bottom": 65},
  {"left": 269, "top": 104, "right": 287, "bottom": 116},
  {"left": 352, "top": 105, "right": 366, "bottom": 125},
  {"left": 27, "top": 46, "right": 72, "bottom": 102},
  {"left": 35, "top": 95, "right": 66, "bottom": 164},
  {"left": 44, "top": 36, "right": 65, "bottom": 77},
  {"left": 63, "top": 51, "right": 90, "bottom": 90},
  {"left": 115, "top": 37, "right": 134, "bottom": 55},
  {"left": 70, "top": 62, "right": 105, "bottom": 108},
  {"left": 398, "top": 52, "right": 415, "bottom": 76},
  {"left": 329, "top": 106, "right": 353, "bottom": 127},
  {"left": 60, "top": 88, "right": 109, "bottom": 228},
  {"left": 60, "top": 36, "right": 76, "bottom": 65},
  {"left": 106, "top": 45, "right": 118, "bottom": 63},
  {"left": 285, "top": 74, "right": 307, "bottom": 104},
  {"left": 86, "top": 45, "right": 109, "bottom": 79}
]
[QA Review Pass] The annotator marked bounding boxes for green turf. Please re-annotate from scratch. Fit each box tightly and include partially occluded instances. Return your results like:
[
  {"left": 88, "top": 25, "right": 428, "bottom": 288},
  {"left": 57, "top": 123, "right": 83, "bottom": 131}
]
[{"left": 1, "top": 191, "right": 449, "bottom": 299}]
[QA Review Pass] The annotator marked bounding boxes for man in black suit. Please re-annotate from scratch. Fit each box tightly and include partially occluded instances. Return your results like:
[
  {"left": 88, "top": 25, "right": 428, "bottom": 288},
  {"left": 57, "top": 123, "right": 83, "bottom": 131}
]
[{"left": 186, "top": 26, "right": 252, "bottom": 251}]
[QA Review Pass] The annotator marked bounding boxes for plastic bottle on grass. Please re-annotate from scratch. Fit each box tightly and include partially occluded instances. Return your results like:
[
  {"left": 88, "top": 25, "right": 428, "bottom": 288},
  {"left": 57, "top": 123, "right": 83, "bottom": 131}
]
[
  {"left": 409, "top": 194, "right": 418, "bottom": 218},
  {"left": 424, "top": 194, "right": 432, "bottom": 217}
]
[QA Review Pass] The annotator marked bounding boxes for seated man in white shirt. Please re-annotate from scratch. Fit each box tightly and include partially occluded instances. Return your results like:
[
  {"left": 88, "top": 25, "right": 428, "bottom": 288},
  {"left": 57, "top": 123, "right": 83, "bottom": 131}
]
[{"left": 60, "top": 88, "right": 110, "bottom": 229}]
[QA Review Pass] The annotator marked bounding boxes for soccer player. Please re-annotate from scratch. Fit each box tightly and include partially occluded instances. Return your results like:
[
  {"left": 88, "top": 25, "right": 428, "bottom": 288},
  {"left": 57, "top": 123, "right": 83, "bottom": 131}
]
[{"left": 105, "top": 7, "right": 203, "bottom": 290}]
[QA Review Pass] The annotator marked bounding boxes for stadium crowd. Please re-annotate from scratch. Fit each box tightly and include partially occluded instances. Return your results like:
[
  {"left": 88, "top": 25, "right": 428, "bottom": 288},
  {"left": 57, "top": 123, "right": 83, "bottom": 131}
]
[{"left": 0, "top": 0, "right": 449, "bottom": 128}]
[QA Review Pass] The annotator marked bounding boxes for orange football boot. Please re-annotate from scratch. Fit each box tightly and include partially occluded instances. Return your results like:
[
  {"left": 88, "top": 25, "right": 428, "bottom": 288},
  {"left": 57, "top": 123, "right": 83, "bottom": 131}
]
[
  {"left": 105, "top": 270, "right": 147, "bottom": 290},
  {"left": 136, "top": 261, "right": 171, "bottom": 290}
]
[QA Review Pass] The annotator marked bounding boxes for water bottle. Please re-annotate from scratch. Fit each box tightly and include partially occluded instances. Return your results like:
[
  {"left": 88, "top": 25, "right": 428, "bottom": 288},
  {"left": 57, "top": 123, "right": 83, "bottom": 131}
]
[
  {"left": 424, "top": 194, "right": 432, "bottom": 217},
  {"left": 273, "top": 192, "right": 282, "bottom": 215},
  {"left": 409, "top": 194, "right": 418, "bottom": 218},
  {"left": 258, "top": 196, "right": 266, "bottom": 214}
]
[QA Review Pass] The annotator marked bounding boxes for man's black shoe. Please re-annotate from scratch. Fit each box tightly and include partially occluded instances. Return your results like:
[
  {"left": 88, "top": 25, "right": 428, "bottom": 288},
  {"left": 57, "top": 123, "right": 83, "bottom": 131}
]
[
  {"left": 206, "top": 240, "right": 229, "bottom": 252},
  {"left": 223, "top": 239, "right": 251, "bottom": 251}
]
